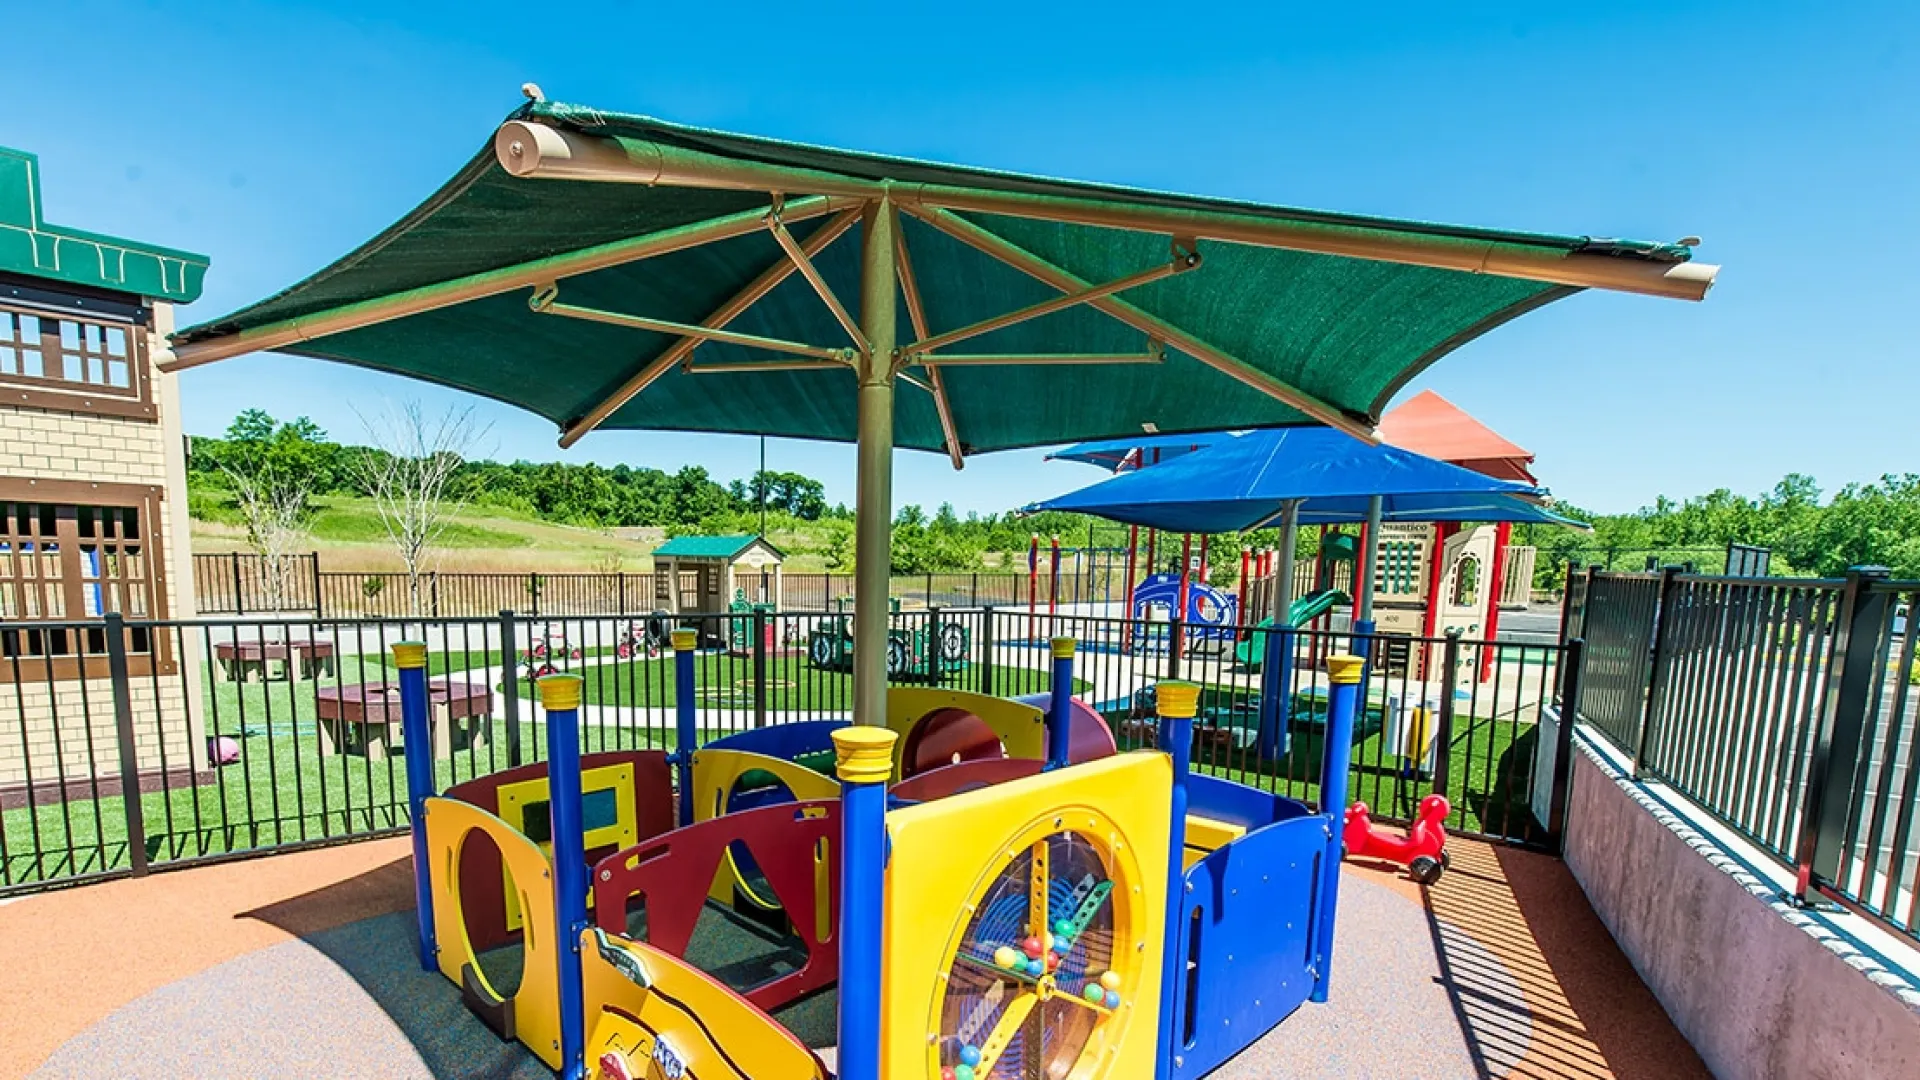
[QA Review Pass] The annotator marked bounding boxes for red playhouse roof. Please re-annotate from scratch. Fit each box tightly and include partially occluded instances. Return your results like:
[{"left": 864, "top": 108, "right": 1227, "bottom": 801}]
[{"left": 1379, "top": 390, "right": 1537, "bottom": 484}]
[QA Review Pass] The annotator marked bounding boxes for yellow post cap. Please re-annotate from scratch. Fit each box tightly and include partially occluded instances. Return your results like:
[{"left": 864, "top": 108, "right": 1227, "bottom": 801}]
[
  {"left": 1326, "top": 653, "right": 1365, "bottom": 685},
  {"left": 1154, "top": 680, "right": 1200, "bottom": 720},
  {"left": 832, "top": 726, "right": 898, "bottom": 784},
  {"left": 670, "top": 628, "right": 698, "bottom": 651},
  {"left": 1049, "top": 636, "right": 1077, "bottom": 659},
  {"left": 537, "top": 673, "right": 584, "bottom": 711},
  {"left": 391, "top": 641, "right": 427, "bottom": 670}
]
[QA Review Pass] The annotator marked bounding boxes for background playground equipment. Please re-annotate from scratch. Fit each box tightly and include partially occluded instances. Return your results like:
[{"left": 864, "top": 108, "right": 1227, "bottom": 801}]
[
  {"left": 1343, "top": 794, "right": 1452, "bottom": 885},
  {"left": 648, "top": 534, "right": 785, "bottom": 647},
  {"left": 1128, "top": 570, "right": 1239, "bottom": 653},
  {"left": 807, "top": 599, "right": 972, "bottom": 681},
  {"left": 390, "top": 627, "right": 1367, "bottom": 1080}
]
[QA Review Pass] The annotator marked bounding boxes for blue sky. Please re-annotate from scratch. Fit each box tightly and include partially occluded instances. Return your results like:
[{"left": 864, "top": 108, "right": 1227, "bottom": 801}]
[{"left": 3, "top": 2, "right": 1913, "bottom": 516}]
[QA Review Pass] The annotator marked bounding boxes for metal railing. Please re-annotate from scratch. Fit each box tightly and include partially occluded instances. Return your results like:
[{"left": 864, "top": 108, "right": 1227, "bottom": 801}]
[
  {"left": 1, "top": 605, "right": 1579, "bottom": 896},
  {"left": 1572, "top": 563, "right": 1920, "bottom": 941}
]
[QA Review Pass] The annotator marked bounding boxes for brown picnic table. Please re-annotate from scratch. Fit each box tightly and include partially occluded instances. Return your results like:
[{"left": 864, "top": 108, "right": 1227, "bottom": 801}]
[
  {"left": 313, "top": 678, "right": 492, "bottom": 761},
  {"left": 214, "top": 639, "right": 337, "bottom": 682}
]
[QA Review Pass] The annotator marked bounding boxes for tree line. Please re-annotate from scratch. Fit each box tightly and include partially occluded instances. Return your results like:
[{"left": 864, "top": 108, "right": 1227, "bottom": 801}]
[{"left": 190, "top": 411, "right": 1918, "bottom": 581}]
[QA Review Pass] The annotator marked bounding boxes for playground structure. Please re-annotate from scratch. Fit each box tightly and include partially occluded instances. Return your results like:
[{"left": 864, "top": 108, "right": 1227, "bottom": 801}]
[
  {"left": 398, "top": 632, "right": 1366, "bottom": 1080},
  {"left": 648, "top": 535, "right": 785, "bottom": 649},
  {"left": 807, "top": 599, "right": 972, "bottom": 681}
]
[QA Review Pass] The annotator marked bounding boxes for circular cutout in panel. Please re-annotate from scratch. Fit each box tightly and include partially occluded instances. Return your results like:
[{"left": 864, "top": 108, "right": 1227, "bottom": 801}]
[
  {"left": 931, "top": 824, "right": 1137, "bottom": 1080},
  {"left": 724, "top": 773, "right": 796, "bottom": 911},
  {"left": 455, "top": 826, "right": 526, "bottom": 1002},
  {"left": 902, "top": 708, "right": 1003, "bottom": 778}
]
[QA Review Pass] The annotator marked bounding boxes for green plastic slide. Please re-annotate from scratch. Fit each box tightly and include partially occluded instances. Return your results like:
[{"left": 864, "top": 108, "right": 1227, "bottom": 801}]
[{"left": 1234, "top": 588, "right": 1349, "bottom": 670}]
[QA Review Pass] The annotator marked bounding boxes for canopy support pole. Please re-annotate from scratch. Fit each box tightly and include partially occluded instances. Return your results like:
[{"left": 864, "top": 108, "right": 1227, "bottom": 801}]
[
  {"left": 892, "top": 227, "right": 965, "bottom": 470},
  {"left": 1259, "top": 499, "right": 1302, "bottom": 760},
  {"left": 1357, "top": 495, "right": 1382, "bottom": 623},
  {"left": 853, "top": 197, "right": 898, "bottom": 733},
  {"left": 900, "top": 205, "right": 1379, "bottom": 442}
]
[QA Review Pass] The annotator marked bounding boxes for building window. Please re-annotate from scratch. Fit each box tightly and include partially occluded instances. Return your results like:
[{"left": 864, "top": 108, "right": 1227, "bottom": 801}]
[
  {"left": 0, "top": 299, "right": 155, "bottom": 420},
  {"left": 0, "top": 481, "right": 171, "bottom": 677}
]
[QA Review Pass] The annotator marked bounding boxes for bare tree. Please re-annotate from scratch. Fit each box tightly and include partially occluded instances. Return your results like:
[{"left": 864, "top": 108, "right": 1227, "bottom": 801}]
[
  {"left": 354, "top": 401, "right": 491, "bottom": 616},
  {"left": 223, "top": 461, "right": 312, "bottom": 614}
]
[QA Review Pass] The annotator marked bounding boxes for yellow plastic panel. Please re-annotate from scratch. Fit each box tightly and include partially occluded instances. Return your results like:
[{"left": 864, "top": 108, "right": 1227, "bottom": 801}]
[
  {"left": 1183, "top": 814, "right": 1247, "bottom": 870},
  {"left": 885, "top": 687, "right": 1046, "bottom": 776},
  {"left": 582, "top": 929, "right": 828, "bottom": 1080},
  {"left": 881, "top": 751, "right": 1173, "bottom": 1080},
  {"left": 421, "top": 796, "right": 563, "bottom": 1069},
  {"left": 497, "top": 762, "right": 637, "bottom": 931}
]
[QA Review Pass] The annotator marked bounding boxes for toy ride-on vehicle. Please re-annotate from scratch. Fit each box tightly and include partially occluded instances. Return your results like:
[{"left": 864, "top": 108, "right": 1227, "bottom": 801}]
[{"left": 1343, "top": 793, "right": 1451, "bottom": 885}]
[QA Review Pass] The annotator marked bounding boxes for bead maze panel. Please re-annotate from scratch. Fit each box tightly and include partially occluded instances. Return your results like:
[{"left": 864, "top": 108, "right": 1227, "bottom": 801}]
[{"left": 882, "top": 752, "right": 1172, "bottom": 1080}]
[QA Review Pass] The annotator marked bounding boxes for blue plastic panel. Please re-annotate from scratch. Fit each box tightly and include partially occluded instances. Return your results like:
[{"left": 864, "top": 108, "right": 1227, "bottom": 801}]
[
  {"left": 1186, "top": 773, "right": 1313, "bottom": 832},
  {"left": 1168, "top": 814, "right": 1328, "bottom": 1078},
  {"left": 704, "top": 719, "right": 848, "bottom": 759}
]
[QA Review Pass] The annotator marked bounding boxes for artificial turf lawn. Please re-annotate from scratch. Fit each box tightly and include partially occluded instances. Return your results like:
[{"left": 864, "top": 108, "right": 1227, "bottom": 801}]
[{"left": 2, "top": 649, "right": 1536, "bottom": 888}]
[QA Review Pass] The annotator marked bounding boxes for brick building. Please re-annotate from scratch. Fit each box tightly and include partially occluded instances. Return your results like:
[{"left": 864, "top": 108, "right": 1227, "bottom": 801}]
[{"left": 0, "top": 146, "right": 209, "bottom": 805}]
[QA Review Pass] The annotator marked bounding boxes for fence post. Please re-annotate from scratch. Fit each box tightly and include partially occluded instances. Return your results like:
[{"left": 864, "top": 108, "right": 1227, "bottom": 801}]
[
  {"left": 393, "top": 641, "right": 436, "bottom": 970},
  {"left": 500, "top": 609, "right": 523, "bottom": 767},
  {"left": 672, "top": 629, "right": 698, "bottom": 828},
  {"left": 752, "top": 608, "right": 768, "bottom": 729},
  {"left": 103, "top": 612, "right": 149, "bottom": 877},
  {"left": 1792, "top": 567, "right": 1892, "bottom": 905},
  {"left": 1166, "top": 616, "right": 1185, "bottom": 680},
  {"left": 970, "top": 572, "right": 979, "bottom": 606},
  {"left": 1632, "top": 565, "right": 1682, "bottom": 777},
  {"left": 430, "top": 571, "right": 441, "bottom": 618},
  {"left": 310, "top": 555, "right": 324, "bottom": 619},
  {"left": 1558, "top": 562, "right": 1579, "bottom": 645},
  {"left": 231, "top": 553, "right": 245, "bottom": 616},
  {"left": 925, "top": 605, "right": 942, "bottom": 687},
  {"left": 1547, "top": 637, "right": 1587, "bottom": 851},
  {"left": 1432, "top": 629, "right": 1462, "bottom": 797},
  {"left": 618, "top": 572, "right": 627, "bottom": 614},
  {"left": 979, "top": 606, "right": 997, "bottom": 696}
]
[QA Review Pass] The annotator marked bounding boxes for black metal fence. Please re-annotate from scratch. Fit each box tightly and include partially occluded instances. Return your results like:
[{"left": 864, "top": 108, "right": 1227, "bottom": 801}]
[
  {"left": 193, "top": 553, "right": 1132, "bottom": 618},
  {"left": 1, "top": 605, "right": 1577, "bottom": 896},
  {"left": 1569, "top": 563, "right": 1920, "bottom": 941}
]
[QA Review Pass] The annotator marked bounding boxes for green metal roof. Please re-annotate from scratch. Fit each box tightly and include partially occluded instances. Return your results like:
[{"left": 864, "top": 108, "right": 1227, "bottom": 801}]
[
  {"left": 651, "top": 534, "right": 779, "bottom": 560},
  {"left": 0, "top": 147, "right": 208, "bottom": 303},
  {"left": 171, "top": 100, "right": 1709, "bottom": 457}
]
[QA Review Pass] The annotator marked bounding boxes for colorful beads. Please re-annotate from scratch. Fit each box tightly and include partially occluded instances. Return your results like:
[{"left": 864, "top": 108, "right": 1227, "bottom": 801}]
[
  {"left": 993, "top": 946, "right": 1020, "bottom": 969},
  {"left": 1025, "top": 958, "right": 1046, "bottom": 977},
  {"left": 1105, "top": 989, "right": 1122, "bottom": 1010},
  {"left": 1053, "top": 918, "right": 1074, "bottom": 937},
  {"left": 1084, "top": 982, "right": 1106, "bottom": 1003},
  {"left": 1021, "top": 936, "right": 1043, "bottom": 959},
  {"left": 1099, "top": 970, "right": 1121, "bottom": 991},
  {"left": 954, "top": 1067, "right": 976, "bottom": 1080},
  {"left": 959, "top": 1045, "right": 982, "bottom": 1067}
]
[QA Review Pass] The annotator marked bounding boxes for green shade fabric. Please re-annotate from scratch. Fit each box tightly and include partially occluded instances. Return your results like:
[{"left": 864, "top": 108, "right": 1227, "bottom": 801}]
[{"left": 176, "top": 102, "right": 1695, "bottom": 455}]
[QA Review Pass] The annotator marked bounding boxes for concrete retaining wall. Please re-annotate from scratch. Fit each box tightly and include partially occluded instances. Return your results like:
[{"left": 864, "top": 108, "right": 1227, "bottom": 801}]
[{"left": 1564, "top": 741, "right": 1920, "bottom": 1079}]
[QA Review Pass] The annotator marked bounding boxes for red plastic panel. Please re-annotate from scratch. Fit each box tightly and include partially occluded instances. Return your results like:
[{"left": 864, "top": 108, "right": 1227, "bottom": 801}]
[
  {"left": 1013, "top": 692, "right": 1118, "bottom": 764},
  {"left": 899, "top": 707, "right": 1005, "bottom": 777},
  {"left": 592, "top": 800, "right": 841, "bottom": 1013},
  {"left": 889, "top": 757, "right": 1043, "bottom": 802},
  {"left": 446, "top": 751, "right": 673, "bottom": 953}
]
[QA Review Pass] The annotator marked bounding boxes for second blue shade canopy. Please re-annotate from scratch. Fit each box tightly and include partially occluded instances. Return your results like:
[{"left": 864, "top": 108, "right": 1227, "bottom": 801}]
[{"left": 1029, "top": 427, "right": 1584, "bottom": 531}]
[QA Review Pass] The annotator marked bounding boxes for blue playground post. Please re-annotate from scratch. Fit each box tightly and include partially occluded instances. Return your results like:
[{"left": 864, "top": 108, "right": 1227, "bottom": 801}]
[
  {"left": 1351, "top": 618, "right": 1376, "bottom": 712},
  {"left": 672, "top": 628, "right": 698, "bottom": 827},
  {"left": 1311, "top": 654, "right": 1363, "bottom": 1003},
  {"left": 1046, "top": 637, "right": 1076, "bottom": 769},
  {"left": 833, "top": 726, "right": 898, "bottom": 1080},
  {"left": 1258, "top": 625, "right": 1295, "bottom": 760},
  {"left": 540, "top": 673, "right": 590, "bottom": 1080},
  {"left": 1153, "top": 680, "right": 1199, "bottom": 1080},
  {"left": 393, "top": 641, "right": 436, "bottom": 972}
]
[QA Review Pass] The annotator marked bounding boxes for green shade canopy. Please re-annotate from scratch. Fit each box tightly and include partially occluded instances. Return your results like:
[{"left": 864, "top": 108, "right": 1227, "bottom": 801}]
[{"left": 169, "top": 100, "right": 1712, "bottom": 458}]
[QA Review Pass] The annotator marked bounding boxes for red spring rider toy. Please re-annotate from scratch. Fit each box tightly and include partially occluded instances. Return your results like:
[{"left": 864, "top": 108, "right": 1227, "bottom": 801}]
[{"left": 1343, "top": 793, "right": 1451, "bottom": 885}]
